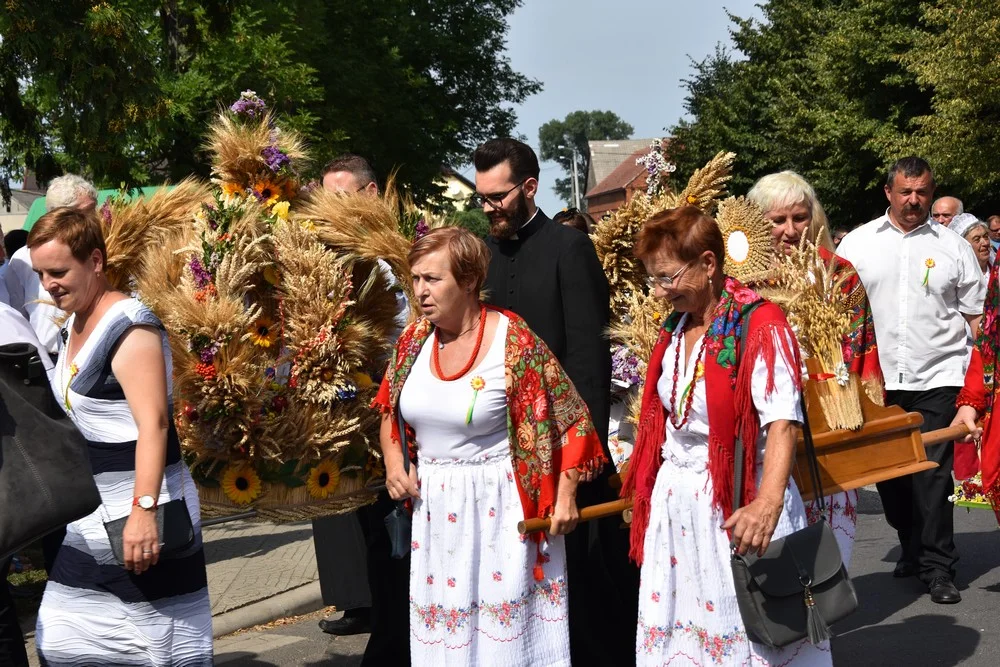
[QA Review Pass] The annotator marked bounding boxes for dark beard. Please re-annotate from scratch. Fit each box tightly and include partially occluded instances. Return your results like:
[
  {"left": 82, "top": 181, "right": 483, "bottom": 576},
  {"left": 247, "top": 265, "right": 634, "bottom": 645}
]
[{"left": 488, "top": 191, "right": 531, "bottom": 240}]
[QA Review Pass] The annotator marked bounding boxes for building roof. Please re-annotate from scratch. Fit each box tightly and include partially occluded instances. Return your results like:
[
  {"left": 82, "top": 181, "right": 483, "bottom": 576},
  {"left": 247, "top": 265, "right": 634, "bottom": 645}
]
[
  {"left": 585, "top": 147, "right": 649, "bottom": 198},
  {"left": 587, "top": 139, "right": 654, "bottom": 192}
]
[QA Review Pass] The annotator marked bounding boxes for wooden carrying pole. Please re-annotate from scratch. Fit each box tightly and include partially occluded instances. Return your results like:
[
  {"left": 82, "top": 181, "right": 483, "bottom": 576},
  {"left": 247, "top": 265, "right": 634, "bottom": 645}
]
[{"left": 517, "top": 422, "right": 972, "bottom": 535}]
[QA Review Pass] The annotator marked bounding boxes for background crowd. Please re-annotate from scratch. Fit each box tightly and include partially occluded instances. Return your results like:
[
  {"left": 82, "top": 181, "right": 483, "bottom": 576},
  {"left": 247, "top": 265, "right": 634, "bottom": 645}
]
[{"left": 0, "top": 137, "right": 998, "bottom": 666}]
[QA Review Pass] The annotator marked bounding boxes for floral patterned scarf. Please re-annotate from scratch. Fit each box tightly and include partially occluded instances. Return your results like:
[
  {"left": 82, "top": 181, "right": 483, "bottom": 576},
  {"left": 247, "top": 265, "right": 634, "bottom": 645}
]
[
  {"left": 621, "top": 277, "right": 801, "bottom": 564},
  {"left": 373, "top": 306, "right": 606, "bottom": 531},
  {"left": 818, "top": 246, "right": 884, "bottom": 404}
]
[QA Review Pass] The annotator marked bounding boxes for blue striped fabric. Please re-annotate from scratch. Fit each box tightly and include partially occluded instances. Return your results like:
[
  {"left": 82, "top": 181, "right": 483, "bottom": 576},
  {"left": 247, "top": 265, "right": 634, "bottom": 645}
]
[{"left": 36, "top": 298, "right": 213, "bottom": 666}]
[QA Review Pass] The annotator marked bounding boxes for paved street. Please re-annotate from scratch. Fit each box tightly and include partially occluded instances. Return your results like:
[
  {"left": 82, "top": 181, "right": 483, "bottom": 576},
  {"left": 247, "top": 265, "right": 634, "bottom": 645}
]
[{"left": 216, "top": 488, "right": 1000, "bottom": 666}]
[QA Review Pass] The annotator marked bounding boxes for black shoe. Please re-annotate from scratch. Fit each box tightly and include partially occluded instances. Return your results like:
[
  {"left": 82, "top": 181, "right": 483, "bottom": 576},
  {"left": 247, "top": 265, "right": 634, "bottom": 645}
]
[
  {"left": 319, "top": 614, "right": 372, "bottom": 636},
  {"left": 928, "top": 577, "right": 961, "bottom": 604},
  {"left": 893, "top": 561, "right": 918, "bottom": 578}
]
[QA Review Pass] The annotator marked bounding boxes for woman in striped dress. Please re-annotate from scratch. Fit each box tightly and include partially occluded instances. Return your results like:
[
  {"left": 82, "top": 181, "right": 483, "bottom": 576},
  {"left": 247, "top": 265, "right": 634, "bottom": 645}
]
[{"left": 27, "top": 207, "right": 213, "bottom": 666}]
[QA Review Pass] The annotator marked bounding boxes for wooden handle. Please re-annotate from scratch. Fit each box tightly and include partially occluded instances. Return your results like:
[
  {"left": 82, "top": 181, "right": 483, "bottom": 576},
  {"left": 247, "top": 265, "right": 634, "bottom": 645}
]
[
  {"left": 922, "top": 424, "right": 972, "bottom": 447},
  {"left": 517, "top": 498, "right": 633, "bottom": 535}
]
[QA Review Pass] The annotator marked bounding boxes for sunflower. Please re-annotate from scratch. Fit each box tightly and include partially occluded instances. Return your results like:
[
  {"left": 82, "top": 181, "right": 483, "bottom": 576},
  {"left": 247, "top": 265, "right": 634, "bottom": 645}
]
[
  {"left": 307, "top": 459, "right": 341, "bottom": 499},
  {"left": 221, "top": 181, "right": 245, "bottom": 199},
  {"left": 250, "top": 315, "right": 279, "bottom": 348},
  {"left": 252, "top": 178, "right": 282, "bottom": 207},
  {"left": 221, "top": 464, "right": 262, "bottom": 505},
  {"left": 352, "top": 372, "right": 374, "bottom": 389}
]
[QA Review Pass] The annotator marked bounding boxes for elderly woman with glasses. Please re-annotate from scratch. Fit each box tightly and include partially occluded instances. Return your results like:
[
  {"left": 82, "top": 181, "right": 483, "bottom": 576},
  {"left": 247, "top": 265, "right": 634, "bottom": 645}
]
[
  {"left": 622, "top": 206, "right": 831, "bottom": 666},
  {"left": 747, "top": 171, "right": 885, "bottom": 569},
  {"left": 950, "top": 213, "right": 992, "bottom": 281}
]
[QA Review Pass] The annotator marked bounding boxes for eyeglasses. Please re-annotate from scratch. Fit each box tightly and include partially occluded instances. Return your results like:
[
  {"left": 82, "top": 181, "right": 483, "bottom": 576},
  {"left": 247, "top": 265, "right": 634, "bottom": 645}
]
[
  {"left": 645, "top": 260, "right": 694, "bottom": 290},
  {"left": 470, "top": 179, "right": 528, "bottom": 210},
  {"left": 931, "top": 212, "right": 955, "bottom": 220}
]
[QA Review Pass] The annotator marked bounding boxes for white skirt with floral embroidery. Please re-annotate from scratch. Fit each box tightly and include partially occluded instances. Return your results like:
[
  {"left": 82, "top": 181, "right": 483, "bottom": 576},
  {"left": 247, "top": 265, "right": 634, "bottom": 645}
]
[
  {"left": 410, "top": 451, "right": 570, "bottom": 667},
  {"left": 806, "top": 490, "right": 858, "bottom": 568},
  {"left": 637, "top": 455, "right": 834, "bottom": 667}
]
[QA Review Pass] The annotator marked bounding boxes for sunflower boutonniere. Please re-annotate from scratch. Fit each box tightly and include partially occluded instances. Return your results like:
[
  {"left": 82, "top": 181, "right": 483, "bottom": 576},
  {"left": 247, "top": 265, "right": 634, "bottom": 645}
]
[{"left": 922, "top": 258, "right": 936, "bottom": 287}]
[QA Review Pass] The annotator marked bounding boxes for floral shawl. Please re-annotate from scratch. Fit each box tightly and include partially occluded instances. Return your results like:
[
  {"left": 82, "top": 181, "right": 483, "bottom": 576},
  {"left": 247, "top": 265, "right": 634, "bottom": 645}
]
[
  {"left": 957, "top": 259, "right": 1000, "bottom": 511},
  {"left": 621, "top": 277, "right": 801, "bottom": 564},
  {"left": 818, "top": 246, "right": 884, "bottom": 405},
  {"left": 373, "top": 306, "right": 606, "bottom": 530}
]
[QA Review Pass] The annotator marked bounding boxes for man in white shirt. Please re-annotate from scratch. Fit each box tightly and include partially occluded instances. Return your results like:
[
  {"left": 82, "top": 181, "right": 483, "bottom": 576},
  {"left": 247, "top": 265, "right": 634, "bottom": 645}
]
[
  {"left": 838, "top": 157, "right": 984, "bottom": 605},
  {"left": 312, "top": 155, "right": 411, "bottom": 665},
  {"left": 0, "top": 242, "right": 9, "bottom": 305},
  {"left": 3, "top": 175, "right": 97, "bottom": 358}
]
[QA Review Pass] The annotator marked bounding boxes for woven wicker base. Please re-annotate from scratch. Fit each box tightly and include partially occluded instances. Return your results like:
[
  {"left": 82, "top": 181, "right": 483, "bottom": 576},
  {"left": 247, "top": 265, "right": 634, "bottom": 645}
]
[{"left": 196, "top": 475, "right": 382, "bottom": 522}]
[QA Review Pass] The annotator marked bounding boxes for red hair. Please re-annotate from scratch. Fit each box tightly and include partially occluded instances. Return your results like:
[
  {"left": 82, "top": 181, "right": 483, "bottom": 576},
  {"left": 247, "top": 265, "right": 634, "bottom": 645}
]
[{"left": 635, "top": 206, "right": 724, "bottom": 268}]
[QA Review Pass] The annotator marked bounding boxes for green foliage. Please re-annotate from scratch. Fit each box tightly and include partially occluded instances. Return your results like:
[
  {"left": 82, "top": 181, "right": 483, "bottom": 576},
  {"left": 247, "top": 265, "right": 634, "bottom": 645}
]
[
  {"left": 0, "top": 0, "right": 538, "bottom": 206},
  {"left": 667, "top": 0, "right": 953, "bottom": 227},
  {"left": 538, "top": 110, "right": 634, "bottom": 206},
  {"left": 447, "top": 208, "right": 490, "bottom": 239}
]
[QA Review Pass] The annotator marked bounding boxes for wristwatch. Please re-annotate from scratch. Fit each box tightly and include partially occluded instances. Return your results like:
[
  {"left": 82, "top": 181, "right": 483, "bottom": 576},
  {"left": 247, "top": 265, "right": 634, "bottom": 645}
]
[{"left": 133, "top": 495, "right": 158, "bottom": 511}]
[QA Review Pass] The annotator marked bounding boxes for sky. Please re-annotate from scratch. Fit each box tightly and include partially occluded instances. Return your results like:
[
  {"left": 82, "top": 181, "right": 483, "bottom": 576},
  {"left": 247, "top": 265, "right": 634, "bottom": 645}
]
[{"left": 461, "top": 0, "right": 765, "bottom": 215}]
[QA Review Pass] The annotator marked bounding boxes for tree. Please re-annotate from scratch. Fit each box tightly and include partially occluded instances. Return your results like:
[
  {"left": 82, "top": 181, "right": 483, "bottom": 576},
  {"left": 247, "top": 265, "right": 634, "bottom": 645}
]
[
  {"left": 0, "top": 0, "right": 539, "bottom": 206},
  {"left": 538, "top": 110, "right": 633, "bottom": 207},
  {"left": 900, "top": 1, "right": 1000, "bottom": 212},
  {"left": 667, "top": 0, "right": 929, "bottom": 227}
]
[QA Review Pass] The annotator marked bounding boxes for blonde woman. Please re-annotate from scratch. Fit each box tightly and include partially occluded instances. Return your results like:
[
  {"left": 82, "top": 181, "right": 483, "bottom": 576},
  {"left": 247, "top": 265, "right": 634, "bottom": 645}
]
[{"left": 748, "top": 171, "right": 885, "bottom": 568}]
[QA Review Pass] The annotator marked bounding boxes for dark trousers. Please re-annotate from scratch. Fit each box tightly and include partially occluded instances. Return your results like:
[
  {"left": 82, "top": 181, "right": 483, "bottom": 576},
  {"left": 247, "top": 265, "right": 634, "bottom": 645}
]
[
  {"left": 313, "top": 492, "right": 410, "bottom": 666},
  {"left": 876, "top": 387, "right": 959, "bottom": 583},
  {"left": 0, "top": 558, "right": 28, "bottom": 667},
  {"left": 358, "top": 492, "right": 410, "bottom": 666},
  {"left": 565, "top": 468, "right": 640, "bottom": 667}
]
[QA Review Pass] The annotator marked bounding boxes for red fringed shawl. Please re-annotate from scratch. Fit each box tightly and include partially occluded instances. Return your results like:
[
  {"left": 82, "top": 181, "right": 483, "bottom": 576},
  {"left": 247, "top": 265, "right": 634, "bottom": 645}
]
[
  {"left": 620, "top": 277, "right": 802, "bottom": 564},
  {"left": 957, "top": 259, "right": 1000, "bottom": 513},
  {"left": 373, "top": 306, "right": 606, "bottom": 529}
]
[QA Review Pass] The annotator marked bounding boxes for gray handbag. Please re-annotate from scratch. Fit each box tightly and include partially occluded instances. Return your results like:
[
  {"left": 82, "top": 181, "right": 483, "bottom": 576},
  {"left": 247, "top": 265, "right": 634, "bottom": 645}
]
[
  {"left": 729, "top": 393, "right": 858, "bottom": 648},
  {"left": 103, "top": 498, "right": 195, "bottom": 566}
]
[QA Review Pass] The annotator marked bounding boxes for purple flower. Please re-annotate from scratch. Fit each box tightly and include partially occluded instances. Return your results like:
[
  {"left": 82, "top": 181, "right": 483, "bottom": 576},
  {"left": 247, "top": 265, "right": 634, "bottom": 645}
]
[
  {"left": 99, "top": 201, "right": 112, "bottom": 225},
  {"left": 190, "top": 257, "right": 212, "bottom": 289},
  {"left": 611, "top": 344, "right": 642, "bottom": 387},
  {"left": 261, "top": 145, "right": 290, "bottom": 172},
  {"left": 230, "top": 90, "right": 267, "bottom": 118},
  {"left": 198, "top": 344, "right": 218, "bottom": 363},
  {"left": 415, "top": 219, "right": 430, "bottom": 240}
]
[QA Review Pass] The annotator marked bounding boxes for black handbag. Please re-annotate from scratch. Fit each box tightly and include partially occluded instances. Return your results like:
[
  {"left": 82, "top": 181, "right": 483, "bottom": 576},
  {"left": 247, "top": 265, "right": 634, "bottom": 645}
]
[
  {"left": 103, "top": 498, "right": 195, "bottom": 565},
  {"left": 383, "top": 405, "right": 412, "bottom": 560},
  {"left": 0, "top": 342, "right": 102, "bottom": 562},
  {"left": 730, "top": 393, "right": 858, "bottom": 648}
]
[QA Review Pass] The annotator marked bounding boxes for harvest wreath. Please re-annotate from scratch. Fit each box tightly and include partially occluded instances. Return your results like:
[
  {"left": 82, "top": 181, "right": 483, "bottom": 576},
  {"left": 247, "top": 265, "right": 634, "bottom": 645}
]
[{"left": 101, "top": 92, "right": 413, "bottom": 520}]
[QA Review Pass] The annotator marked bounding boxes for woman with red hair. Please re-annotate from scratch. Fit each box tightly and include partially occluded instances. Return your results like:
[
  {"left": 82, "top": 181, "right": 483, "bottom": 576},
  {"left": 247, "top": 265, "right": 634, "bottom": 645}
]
[{"left": 623, "top": 207, "right": 831, "bottom": 666}]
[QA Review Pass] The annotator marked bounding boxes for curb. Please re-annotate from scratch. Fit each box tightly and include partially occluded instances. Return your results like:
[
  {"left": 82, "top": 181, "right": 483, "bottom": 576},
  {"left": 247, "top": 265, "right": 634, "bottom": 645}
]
[{"left": 212, "top": 580, "right": 325, "bottom": 638}]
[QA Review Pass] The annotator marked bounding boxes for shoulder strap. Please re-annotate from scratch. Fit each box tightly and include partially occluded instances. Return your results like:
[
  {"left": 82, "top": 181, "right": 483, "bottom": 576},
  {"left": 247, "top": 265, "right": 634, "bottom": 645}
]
[
  {"left": 732, "top": 303, "right": 825, "bottom": 516},
  {"left": 396, "top": 401, "right": 410, "bottom": 475}
]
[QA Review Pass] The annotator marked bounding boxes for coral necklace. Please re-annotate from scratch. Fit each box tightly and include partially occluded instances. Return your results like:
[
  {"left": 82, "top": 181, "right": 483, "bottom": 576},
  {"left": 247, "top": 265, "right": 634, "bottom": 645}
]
[
  {"left": 668, "top": 320, "right": 708, "bottom": 429},
  {"left": 433, "top": 305, "right": 487, "bottom": 381}
]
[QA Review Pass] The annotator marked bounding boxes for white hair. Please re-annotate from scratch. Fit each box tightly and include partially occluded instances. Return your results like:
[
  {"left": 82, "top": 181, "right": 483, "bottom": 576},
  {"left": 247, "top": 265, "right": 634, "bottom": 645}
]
[
  {"left": 933, "top": 196, "right": 964, "bottom": 215},
  {"left": 746, "top": 170, "right": 833, "bottom": 250},
  {"left": 45, "top": 174, "right": 98, "bottom": 211}
]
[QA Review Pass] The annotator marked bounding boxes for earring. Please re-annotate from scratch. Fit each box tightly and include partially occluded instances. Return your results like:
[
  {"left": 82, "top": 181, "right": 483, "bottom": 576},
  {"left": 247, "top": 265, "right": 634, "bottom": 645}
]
[{"left": 708, "top": 276, "right": 713, "bottom": 291}]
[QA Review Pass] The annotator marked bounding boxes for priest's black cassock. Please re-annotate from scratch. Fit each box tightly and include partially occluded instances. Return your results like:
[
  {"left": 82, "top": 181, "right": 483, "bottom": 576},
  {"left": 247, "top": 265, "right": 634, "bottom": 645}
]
[{"left": 485, "top": 209, "right": 639, "bottom": 667}]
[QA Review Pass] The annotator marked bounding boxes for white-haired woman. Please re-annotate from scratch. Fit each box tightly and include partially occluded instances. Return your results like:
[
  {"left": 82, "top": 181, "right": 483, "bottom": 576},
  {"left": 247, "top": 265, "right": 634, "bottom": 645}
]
[
  {"left": 747, "top": 171, "right": 885, "bottom": 568},
  {"left": 948, "top": 213, "right": 991, "bottom": 483},
  {"left": 950, "top": 213, "right": 992, "bottom": 285}
]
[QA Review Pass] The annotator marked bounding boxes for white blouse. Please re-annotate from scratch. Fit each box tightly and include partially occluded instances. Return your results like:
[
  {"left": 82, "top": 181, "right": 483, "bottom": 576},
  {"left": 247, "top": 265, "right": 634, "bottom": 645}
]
[
  {"left": 656, "top": 313, "right": 802, "bottom": 468},
  {"left": 399, "top": 315, "right": 510, "bottom": 461}
]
